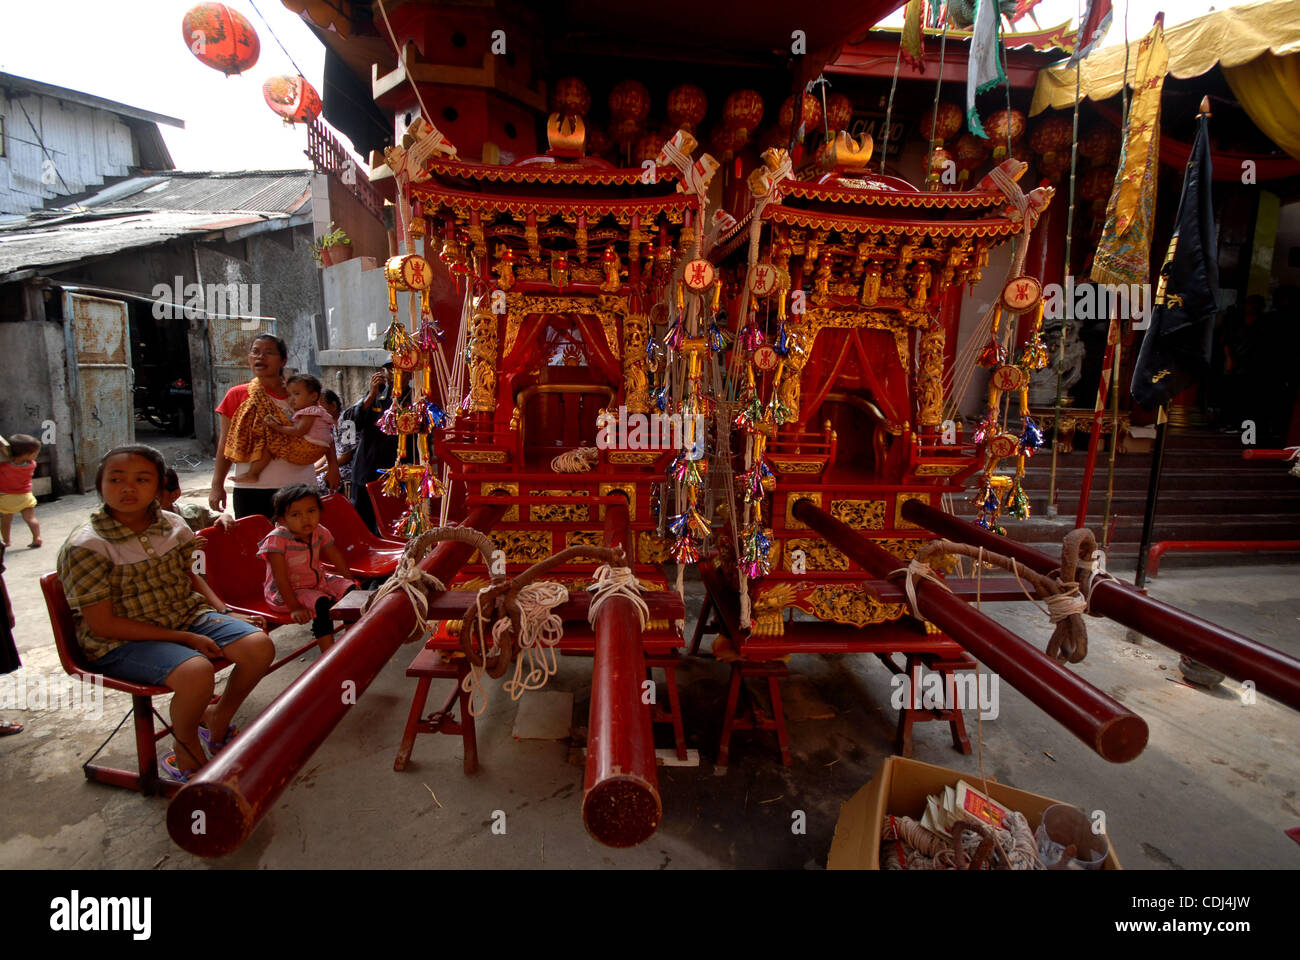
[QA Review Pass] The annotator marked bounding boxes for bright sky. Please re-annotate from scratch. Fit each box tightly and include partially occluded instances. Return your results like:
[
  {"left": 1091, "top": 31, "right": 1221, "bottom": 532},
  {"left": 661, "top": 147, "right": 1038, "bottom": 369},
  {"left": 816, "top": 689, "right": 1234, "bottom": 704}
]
[{"left": 0, "top": 0, "right": 1269, "bottom": 174}]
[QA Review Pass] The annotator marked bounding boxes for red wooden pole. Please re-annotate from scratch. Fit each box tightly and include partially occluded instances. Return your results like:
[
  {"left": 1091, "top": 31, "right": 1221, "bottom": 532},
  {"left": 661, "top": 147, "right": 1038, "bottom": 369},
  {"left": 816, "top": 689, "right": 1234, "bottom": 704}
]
[
  {"left": 582, "top": 497, "right": 662, "bottom": 847},
  {"left": 166, "top": 505, "right": 506, "bottom": 857},
  {"left": 792, "top": 499, "right": 1148, "bottom": 762},
  {"left": 900, "top": 499, "right": 1300, "bottom": 713}
]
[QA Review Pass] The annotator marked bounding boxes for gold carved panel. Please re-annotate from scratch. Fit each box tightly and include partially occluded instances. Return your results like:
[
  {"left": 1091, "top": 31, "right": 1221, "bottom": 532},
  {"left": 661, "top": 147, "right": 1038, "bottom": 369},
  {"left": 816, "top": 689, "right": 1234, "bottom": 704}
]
[
  {"left": 598, "top": 482, "right": 637, "bottom": 521},
  {"left": 491, "top": 530, "right": 553, "bottom": 564},
  {"left": 783, "top": 538, "right": 848, "bottom": 571},
  {"left": 480, "top": 482, "right": 519, "bottom": 522},
  {"left": 638, "top": 531, "right": 673, "bottom": 563},
  {"left": 829, "top": 499, "right": 886, "bottom": 530},
  {"left": 808, "top": 585, "right": 906, "bottom": 628},
  {"left": 529, "top": 489, "right": 589, "bottom": 523},
  {"left": 784, "top": 491, "right": 822, "bottom": 529},
  {"left": 895, "top": 492, "right": 931, "bottom": 530},
  {"left": 566, "top": 531, "right": 604, "bottom": 549}
]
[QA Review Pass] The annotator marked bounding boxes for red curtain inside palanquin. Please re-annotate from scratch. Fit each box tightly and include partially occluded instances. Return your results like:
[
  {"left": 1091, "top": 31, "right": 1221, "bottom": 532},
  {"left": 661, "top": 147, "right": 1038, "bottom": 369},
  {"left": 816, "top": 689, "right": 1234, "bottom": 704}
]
[
  {"left": 501, "top": 312, "right": 622, "bottom": 462},
  {"left": 793, "top": 326, "right": 910, "bottom": 474}
]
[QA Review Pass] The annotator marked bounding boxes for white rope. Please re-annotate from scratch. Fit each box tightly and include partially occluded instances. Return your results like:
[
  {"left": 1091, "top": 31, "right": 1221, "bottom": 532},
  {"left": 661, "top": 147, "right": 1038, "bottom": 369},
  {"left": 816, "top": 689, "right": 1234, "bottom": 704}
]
[
  {"left": 550, "top": 447, "right": 599, "bottom": 472},
  {"left": 1076, "top": 548, "right": 1114, "bottom": 615},
  {"left": 501, "top": 581, "right": 568, "bottom": 701},
  {"left": 363, "top": 556, "right": 445, "bottom": 640},
  {"left": 587, "top": 565, "right": 649, "bottom": 630},
  {"left": 460, "top": 586, "right": 495, "bottom": 717},
  {"left": 890, "top": 558, "right": 952, "bottom": 622}
]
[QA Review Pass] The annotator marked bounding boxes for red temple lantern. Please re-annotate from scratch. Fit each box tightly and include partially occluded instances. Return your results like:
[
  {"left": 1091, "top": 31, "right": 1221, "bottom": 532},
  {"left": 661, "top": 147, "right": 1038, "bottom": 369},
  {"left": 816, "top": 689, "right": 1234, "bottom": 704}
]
[
  {"left": 824, "top": 92, "right": 853, "bottom": 133},
  {"left": 1030, "top": 115, "right": 1073, "bottom": 160},
  {"left": 921, "top": 102, "right": 964, "bottom": 142},
  {"left": 609, "top": 80, "right": 651, "bottom": 123},
  {"left": 667, "top": 84, "right": 708, "bottom": 133},
  {"left": 1079, "top": 164, "right": 1118, "bottom": 217},
  {"left": 723, "top": 90, "right": 765, "bottom": 140},
  {"left": 1037, "top": 150, "right": 1071, "bottom": 183},
  {"left": 609, "top": 115, "right": 644, "bottom": 147},
  {"left": 777, "top": 93, "right": 822, "bottom": 136},
  {"left": 262, "top": 75, "right": 322, "bottom": 125},
  {"left": 710, "top": 124, "right": 747, "bottom": 162},
  {"left": 634, "top": 131, "right": 665, "bottom": 165},
  {"left": 1079, "top": 122, "right": 1121, "bottom": 163},
  {"left": 585, "top": 123, "right": 614, "bottom": 158},
  {"left": 953, "top": 132, "right": 990, "bottom": 184},
  {"left": 550, "top": 77, "right": 591, "bottom": 117},
  {"left": 182, "top": 2, "right": 260, "bottom": 76},
  {"left": 986, "top": 108, "right": 1027, "bottom": 145}
]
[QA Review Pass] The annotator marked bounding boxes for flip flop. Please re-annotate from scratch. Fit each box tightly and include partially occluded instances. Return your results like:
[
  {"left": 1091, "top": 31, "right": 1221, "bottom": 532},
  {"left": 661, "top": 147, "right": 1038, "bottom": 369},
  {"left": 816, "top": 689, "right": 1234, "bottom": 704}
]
[
  {"left": 0, "top": 720, "right": 23, "bottom": 736},
  {"left": 160, "top": 751, "right": 198, "bottom": 783},
  {"left": 198, "top": 722, "right": 240, "bottom": 754}
]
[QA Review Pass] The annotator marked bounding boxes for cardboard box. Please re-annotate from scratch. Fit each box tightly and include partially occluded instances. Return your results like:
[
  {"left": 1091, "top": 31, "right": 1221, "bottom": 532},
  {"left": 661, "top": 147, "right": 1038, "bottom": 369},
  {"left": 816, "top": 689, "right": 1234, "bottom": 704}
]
[{"left": 827, "top": 755, "right": 1121, "bottom": 869}]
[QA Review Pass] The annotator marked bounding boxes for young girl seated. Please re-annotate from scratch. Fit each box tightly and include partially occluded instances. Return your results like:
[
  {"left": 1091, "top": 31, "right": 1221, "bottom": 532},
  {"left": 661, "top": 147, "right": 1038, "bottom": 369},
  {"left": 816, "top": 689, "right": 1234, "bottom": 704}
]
[
  {"left": 236, "top": 374, "right": 335, "bottom": 484},
  {"left": 57, "top": 445, "right": 274, "bottom": 781},
  {"left": 162, "top": 468, "right": 234, "bottom": 533},
  {"left": 258, "top": 483, "right": 357, "bottom": 653}
]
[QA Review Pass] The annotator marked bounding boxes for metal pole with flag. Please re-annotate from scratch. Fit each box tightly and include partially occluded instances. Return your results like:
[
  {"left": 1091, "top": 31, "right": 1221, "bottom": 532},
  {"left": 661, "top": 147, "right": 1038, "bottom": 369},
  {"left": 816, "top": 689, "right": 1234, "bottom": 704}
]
[{"left": 1133, "top": 96, "right": 1220, "bottom": 589}]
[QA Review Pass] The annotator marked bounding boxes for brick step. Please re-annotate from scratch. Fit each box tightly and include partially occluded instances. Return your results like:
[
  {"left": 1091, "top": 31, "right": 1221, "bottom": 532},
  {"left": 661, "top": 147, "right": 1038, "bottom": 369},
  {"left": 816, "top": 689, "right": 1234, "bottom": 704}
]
[
  {"left": 1022, "top": 489, "right": 1300, "bottom": 517},
  {"left": 992, "top": 512, "right": 1300, "bottom": 545},
  {"left": 1021, "top": 467, "right": 1297, "bottom": 494}
]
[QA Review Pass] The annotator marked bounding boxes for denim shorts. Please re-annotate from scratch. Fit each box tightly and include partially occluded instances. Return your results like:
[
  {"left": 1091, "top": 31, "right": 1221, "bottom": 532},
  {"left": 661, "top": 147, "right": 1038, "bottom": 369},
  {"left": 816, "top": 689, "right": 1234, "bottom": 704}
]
[{"left": 90, "top": 612, "right": 263, "bottom": 687}]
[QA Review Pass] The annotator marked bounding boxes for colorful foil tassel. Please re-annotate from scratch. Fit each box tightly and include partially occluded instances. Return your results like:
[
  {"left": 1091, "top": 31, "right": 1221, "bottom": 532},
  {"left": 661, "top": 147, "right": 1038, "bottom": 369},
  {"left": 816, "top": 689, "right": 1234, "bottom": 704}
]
[
  {"left": 415, "top": 321, "right": 443, "bottom": 351},
  {"left": 377, "top": 401, "right": 402, "bottom": 435},
  {"left": 977, "top": 340, "right": 1006, "bottom": 368},
  {"left": 424, "top": 400, "right": 449, "bottom": 429},
  {"left": 1003, "top": 478, "right": 1031, "bottom": 519},
  {"left": 670, "top": 453, "right": 708, "bottom": 486},
  {"left": 972, "top": 411, "right": 996, "bottom": 444},
  {"left": 740, "top": 460, "right": 775, "bottom": 501},
  {"left": 671, "top": 534, "right": 700, "bottom": 564},
  {"left": 707, "top": 319, "right": 732, "bottom": 352},
  {"left": 1019, "top": 416, "right": 1044, "bottom": 454},
  {"left": 1018, "top": 336, "right": 1049, "bottom": 370},
  {"left": 734, "top": 396, "right": 765, "bottom": 430},
  {"left": 740, "top": 522, "right": 772, "bottom": 579},
  {"left": 773, "top": 322, "right": 789, "bottom": 356},
  {"left": 420, "top": 466, "right": 445, "bottom": 499},
  {"left": 767, "top": 393, "right": 792, "bottom": 426}
]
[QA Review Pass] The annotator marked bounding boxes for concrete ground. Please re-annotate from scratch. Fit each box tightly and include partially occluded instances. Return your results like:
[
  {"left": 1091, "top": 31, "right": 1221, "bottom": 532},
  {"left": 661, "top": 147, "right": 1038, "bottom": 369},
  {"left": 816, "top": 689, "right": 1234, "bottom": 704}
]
[{"left": 1, "top": 432, "right": 1297, "bottom": 870}]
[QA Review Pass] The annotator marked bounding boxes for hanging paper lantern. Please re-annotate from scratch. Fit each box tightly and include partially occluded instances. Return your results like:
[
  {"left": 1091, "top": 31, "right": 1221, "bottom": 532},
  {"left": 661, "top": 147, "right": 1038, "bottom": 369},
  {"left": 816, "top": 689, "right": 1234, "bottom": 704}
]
[
  {"left": 1030, "top": 114, "right": 1073, "bottom": 160},
  {"left": 609, "top": 80, "right": 651, "bottom": 122},
  {"left": 182, "top": 3, "right": 260, "bottom": 76},
  {"left": 609, "top": 115, "right": 644, "bottom": 147},
  {"left": 550, "top": 76, "right": 591, "bottom": 117},
  {"left": 758, "top": 125, "right": 788, "bottom": 152},
  {"left": 777, "top": 93, "right": 822, "bottom": 135},
  {"left": 667, "top": 84, "right": 708, "bottom": 133},
  {"left": 1080, "top": 163, "right": 1118, "bottom": 218},
  {"left": 921, "top": 102, "right": 964, "bottom": 143},
  {"left": 634, "top": 131, "right": 664, "bottom": 165},
  {"left": 953, "top": 132, "right": 990, "bottom": 184},
  {"left": 926, "top": 145, "right": 954, "bottom": 190},
  {"left": 262, "top": 74, "right": 322, "bottom": 125},
  {"left": 1079, "top": 122, "right": 1121, "bottom": 163},
  {"left": 824, "top": 92, "right": 853, "bottom": 133},
  {"left": 723, "top": 90, "right": 765, "bottom": 140},
  {"left": 986, "top": 108, "right": 1027, "bottom": 144},
  {"left": 710, "top": 124, "right": 747, "bottom": 162},
  {"left": 1037, "top": 150, "right": 1071, "bottom": 183},
  {"left": 585, "top": 123, "right": 614, "bottom": 158}
]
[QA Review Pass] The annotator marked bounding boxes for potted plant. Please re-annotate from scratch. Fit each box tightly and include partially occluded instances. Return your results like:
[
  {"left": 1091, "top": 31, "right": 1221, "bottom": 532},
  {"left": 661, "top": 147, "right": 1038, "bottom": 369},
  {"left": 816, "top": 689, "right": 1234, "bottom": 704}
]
[{"left": 313, "top": 224, "right": 353, "bottom": 266}]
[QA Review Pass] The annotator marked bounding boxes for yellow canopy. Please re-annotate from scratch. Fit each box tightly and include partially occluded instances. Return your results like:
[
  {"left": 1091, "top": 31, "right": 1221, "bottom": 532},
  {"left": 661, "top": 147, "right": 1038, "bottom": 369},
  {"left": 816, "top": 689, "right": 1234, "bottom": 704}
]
[{"left": 1030, "top": 0, "right": 1300, "bottom": 113}]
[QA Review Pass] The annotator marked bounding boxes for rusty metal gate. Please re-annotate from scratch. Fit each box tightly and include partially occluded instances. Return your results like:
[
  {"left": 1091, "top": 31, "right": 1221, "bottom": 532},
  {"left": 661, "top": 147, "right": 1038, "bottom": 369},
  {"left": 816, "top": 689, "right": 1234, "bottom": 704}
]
[{"left": 63, "top": 292, "right": 133, "bottom": 492}]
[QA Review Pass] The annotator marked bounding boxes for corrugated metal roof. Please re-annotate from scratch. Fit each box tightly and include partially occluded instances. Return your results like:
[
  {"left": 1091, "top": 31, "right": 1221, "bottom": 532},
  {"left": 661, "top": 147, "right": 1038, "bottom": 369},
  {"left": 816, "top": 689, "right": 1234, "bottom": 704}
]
[
  {"left": 99, "top": 171, "right": 313, "bottom": 215},
  {"left": 0, "top": 210, "right": 291, "bottom": 278}
]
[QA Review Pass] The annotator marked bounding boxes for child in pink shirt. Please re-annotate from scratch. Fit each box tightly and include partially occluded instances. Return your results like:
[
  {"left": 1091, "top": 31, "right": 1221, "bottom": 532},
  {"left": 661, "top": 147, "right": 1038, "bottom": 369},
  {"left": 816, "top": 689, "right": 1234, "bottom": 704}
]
[
  {"left": 257, "top": 483, "right": 356, "bottom": 652},
  {"left": 0, "top": 434, "right": 42, "bottom": 548},
  {"left": 237, "top": 374, "right": 335, "bottom": 484}
]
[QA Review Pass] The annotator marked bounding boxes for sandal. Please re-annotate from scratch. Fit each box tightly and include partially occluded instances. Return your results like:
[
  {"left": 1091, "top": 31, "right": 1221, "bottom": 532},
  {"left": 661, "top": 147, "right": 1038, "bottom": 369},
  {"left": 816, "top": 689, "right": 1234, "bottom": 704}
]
[
  {"left": 0, "top": 720, "right": 23, "bottom": 736},
  {"left": 160, "top": 751, "right": 199, "bottom": 783},
  {"left": 199, "top": 722, "right": 240, "bottom": 754}
]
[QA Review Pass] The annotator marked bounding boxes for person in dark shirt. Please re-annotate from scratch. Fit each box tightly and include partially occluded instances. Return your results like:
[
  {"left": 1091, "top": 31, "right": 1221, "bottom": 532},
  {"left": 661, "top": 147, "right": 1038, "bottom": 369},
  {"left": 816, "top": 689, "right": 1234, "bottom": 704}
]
[{"left": 346, "top": 363, "right": 407, "bottom": 534}]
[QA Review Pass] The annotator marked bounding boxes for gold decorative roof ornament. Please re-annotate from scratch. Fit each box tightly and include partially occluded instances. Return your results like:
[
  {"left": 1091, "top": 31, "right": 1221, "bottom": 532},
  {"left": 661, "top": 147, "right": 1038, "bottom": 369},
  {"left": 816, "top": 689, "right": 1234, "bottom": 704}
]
[
  {"left": 546, "top": 113, "right": 586, "bottom": 157},
  {"left": 830, "top": 131, "right": 874, "bottom": 172}
]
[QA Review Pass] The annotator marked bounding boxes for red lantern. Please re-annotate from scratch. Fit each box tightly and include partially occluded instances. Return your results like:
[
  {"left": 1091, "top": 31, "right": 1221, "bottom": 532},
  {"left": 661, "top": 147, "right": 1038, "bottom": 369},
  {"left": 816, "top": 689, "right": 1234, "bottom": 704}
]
[
  {"left": 824, "top": 93, "right": 853, "bottom": 133},
  {"left": 1030, "top": 114, "right": 1073, "bottom": 159},
  {"left": 953, "top": 132, "right": 990, "bottom": 183},
  {"left": 182, "top": 3, "right": 260, "bottom": 76},
  {"left": 1079, "top": 122, "right": 1121, "bottom": 163},
  {"left": 550, "top": 76, "right": 591, "bottom": 117},
  {"left": 986, "top": 108, "right": 1026, "bottom": 144},
  {"left": 723, "top": 90, "right": 765, "bottom": 140},
  {"left": 710, "top": 125, "right": 747, "bottom": 162},
  {"left": 667, "top": 84, "right": 708, "bottom": 133},
  {"left": 1037, "top": 150, "right": 1071, "bottom": 183},
  {"left": 927, "top": 145, "right": 954, "bottom": 190},
  {"left": 921, "top": 103, "right": 963, "bottom": 142},
  {"left": 758, "top": 125, "right": 788, "bottom": 152},
  {"left": 585, "top": 123, "right": 614, "bottom": 158},
  {"left": 262, "top": 75, "right": 322, "bottom": 125},
  {"left": 609, "top": 115, "right": 643, "bottom": 147},
  {"left": 1080, "top": 164, "right": 1117, "bottom": 217},
  {"left": 634, "top": 132, "right": 664, "bottom": 165},
  {"left": 609, "top": 80, "right": 651, "bottom": 123},
  {"left": 778, "top": 93, "right": 822, "bottom": 135}
]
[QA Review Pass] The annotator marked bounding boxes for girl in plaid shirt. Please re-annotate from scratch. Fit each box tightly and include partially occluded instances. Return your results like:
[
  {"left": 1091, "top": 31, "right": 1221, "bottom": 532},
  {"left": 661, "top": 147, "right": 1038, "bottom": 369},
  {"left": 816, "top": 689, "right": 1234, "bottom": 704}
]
[{"left": 57, "top": 445, "right": 274, "bottom": 781}]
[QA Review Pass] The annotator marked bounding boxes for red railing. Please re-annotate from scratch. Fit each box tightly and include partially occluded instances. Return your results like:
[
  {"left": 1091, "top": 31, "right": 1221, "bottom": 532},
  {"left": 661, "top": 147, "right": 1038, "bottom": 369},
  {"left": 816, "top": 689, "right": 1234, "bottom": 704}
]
[{"left": 306, "top": 117, "right": 384, "bottom": 221}]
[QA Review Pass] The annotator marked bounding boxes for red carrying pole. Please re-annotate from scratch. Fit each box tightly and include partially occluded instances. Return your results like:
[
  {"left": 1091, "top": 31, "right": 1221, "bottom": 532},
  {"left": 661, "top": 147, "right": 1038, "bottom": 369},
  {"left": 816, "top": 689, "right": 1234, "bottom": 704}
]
[
  {"left": 792, "top": 499, "right": 1148, "bottom": 762},
  {"left": 582, "top": 497, "right": 661, "bottom": 847},
  {"left": 901, "top": 499, "right": 1300, "bottom": 713},
  {"left": 166, "top": 505, "right": 506, "bottom": 858},
  {"left": 1076, "top": 315, "right": 1120, "bottom": 528}
]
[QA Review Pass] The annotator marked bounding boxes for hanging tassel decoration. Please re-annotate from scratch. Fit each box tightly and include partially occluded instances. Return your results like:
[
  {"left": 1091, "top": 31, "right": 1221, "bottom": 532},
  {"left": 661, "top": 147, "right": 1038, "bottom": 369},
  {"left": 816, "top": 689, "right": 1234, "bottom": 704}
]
[
  {"left": 740, "top": 522, "right": 772, "bottom": 579},
  {"left": 1019, "top": 415, "right": 1044, "bottom": 454}
]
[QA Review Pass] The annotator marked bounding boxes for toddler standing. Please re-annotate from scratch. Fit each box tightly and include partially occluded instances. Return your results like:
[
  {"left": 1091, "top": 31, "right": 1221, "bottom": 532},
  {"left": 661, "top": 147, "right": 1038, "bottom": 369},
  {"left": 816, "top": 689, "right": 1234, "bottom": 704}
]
[{"left": 0, "top": 434, "right": 42, "bottom": 548}]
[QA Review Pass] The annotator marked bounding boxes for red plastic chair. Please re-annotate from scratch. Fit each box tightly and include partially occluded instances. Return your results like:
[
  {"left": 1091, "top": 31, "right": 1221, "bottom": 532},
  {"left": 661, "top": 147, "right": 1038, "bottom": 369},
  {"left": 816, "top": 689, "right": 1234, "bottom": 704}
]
[
  {"left": 367, "top": 478, "right": 409, "bottom": 540},
  {"left": 198, "top": 516, "right": 296, "bottom": 628},
  {"left": 40, "top": 573, "right": 232, "bottom": 798},
  {"left": 320, "top": 494, "right": 404, "bottom": 579}
]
